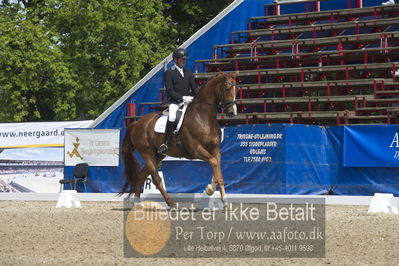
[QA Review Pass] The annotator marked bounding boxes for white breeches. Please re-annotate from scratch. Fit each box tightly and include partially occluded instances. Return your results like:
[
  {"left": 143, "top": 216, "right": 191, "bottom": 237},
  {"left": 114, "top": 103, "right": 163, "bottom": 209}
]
[{"left": 168, "top": 103, "right": 179, "bottom": 122}]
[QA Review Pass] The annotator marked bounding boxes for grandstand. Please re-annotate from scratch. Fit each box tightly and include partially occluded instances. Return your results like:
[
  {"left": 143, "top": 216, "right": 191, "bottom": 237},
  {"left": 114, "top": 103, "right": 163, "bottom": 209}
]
[
  {"left": 0, "top": 159, "right": 62, "bottom": 175},
  {"left": 129, "top": 1, "right": 399, "bottom": 126},
  {"left": 0, "top": 159, "right": 63, "bottom": 192}
]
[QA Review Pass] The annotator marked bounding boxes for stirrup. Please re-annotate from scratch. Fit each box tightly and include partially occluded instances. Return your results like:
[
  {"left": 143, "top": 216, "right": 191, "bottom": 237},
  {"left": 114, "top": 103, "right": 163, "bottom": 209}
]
[{"left": 157, "top": 144, "right": 168, "bottom": 155}]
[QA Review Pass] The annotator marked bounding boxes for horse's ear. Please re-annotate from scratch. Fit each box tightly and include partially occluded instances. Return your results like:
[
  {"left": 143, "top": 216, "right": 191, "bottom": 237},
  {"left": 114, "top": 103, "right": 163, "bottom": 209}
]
[{"left": 218, "top": 71, "right": 226, "bottom": 76}]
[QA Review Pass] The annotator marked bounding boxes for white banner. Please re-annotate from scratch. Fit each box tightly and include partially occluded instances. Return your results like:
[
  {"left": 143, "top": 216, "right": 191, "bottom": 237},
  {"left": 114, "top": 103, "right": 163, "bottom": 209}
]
[
  {"left": 0, "top": 121, "right": 92, "bottom": 148},
  {"left": 64, "top": 129, "right": 120, "bottom": 166}
]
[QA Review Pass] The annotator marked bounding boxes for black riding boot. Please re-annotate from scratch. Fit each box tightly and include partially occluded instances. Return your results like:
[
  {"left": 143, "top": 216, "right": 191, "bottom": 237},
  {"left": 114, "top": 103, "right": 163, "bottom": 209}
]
[{"left": 157, "top": 121, "right": 176, "bottom": 155}]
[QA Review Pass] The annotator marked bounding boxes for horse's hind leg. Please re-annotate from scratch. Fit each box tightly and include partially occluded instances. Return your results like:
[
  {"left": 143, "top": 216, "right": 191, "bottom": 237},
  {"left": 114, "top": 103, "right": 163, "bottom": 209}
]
[
  {"left": 133, "top": 167, "right": 150, "bottom": 198},
  {"left": 141, "top": 151, "right": 174, "bottom": 207},
  {"left": 151, "top": 173, "right": 174, "bottom": 207},
  {"left": 133, "top": 155, "right": 164, "bottom": 198}
]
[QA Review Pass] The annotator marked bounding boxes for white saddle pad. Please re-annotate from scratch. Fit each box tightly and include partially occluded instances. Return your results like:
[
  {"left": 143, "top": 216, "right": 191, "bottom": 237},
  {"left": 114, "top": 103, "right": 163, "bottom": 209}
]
[{"left": 154, "top": 103, "right": 189, "bottom": 133}]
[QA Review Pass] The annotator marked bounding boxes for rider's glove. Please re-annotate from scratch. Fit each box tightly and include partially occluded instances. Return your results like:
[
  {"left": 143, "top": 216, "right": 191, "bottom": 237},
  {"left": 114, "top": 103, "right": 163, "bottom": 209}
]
[{"left": 182, "top": 96, "right": 194, "bottom": 104}]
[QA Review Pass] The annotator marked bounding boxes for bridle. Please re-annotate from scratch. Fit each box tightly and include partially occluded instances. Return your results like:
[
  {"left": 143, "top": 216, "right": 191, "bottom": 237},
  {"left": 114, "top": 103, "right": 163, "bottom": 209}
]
[
  {"left": 192, "top": 76, "right": 238, "bottom": 109},
  {"left": 219, "top": 78, "right": 237, "bottom": 109}
]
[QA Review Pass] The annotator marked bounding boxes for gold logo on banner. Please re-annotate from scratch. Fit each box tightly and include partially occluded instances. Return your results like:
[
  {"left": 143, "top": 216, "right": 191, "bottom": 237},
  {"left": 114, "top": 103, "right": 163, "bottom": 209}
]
[{"left": 67, "top": 137, "right": 83, "bottom": 160}]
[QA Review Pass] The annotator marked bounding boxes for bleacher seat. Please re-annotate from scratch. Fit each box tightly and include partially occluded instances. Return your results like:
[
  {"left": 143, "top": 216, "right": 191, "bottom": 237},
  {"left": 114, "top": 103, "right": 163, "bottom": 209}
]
[{"left": 130, "top": 2, "right": 399, "bottom": 126}]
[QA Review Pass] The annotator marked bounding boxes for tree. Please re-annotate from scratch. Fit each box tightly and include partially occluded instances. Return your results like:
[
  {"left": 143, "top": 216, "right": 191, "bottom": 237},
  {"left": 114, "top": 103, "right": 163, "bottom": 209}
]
[
  {"left": 0, "top": 1, "right": 79, "bottom": 121},
  {"left": 0, "top": 0, "right": 232, "bottom": 122},
  {"left": 163, "top": 0, "right": 233, "bottom": 45},
  {"left": 48, "top": 0, "right": 174, "bottom": 119},
  {"left": 0, "top": 0, "right": 174, "bottom": 121}
]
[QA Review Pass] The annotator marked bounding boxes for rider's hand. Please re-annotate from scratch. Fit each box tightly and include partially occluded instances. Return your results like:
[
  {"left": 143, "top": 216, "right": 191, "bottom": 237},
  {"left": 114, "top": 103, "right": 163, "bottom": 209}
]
[{"left": 182, "top": 96, "right": 194, "bottom": 104}]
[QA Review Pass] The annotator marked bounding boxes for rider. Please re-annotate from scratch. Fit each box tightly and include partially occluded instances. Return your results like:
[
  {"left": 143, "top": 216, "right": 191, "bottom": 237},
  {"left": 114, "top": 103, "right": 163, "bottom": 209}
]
[{"left": 157, "top": 48, "right": 198, "bottom": 155}]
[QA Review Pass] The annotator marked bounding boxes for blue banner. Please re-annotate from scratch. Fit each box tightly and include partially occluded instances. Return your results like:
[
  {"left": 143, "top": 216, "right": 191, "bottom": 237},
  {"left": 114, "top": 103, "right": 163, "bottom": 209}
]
[
  {"left": 221, "top": 124, "right": 286, "bottom": 194},
  {"left": 344, "top": 125, "right": 399, "bottom": 167},
  {"left": 64, "top": 124, "right": 399, "bottom": 196},
  {"left": 161, "top": 124, "right": 287, "bottom": 194}
]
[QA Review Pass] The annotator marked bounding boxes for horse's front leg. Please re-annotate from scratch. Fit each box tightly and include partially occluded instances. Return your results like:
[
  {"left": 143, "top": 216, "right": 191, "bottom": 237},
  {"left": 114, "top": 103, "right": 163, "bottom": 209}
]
[
  {"left": 205, "top": 176, "right": 218, "bottom": 196},
  {"left": 213, "top": 149, "right": 227, "bottom": 207},
  {"left": 196, "top": 146, "right": 227, "bottom": 208}
]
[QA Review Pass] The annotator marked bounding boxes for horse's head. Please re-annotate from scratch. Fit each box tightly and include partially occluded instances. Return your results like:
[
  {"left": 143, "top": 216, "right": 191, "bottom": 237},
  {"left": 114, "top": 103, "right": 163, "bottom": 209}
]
[{"left": 218, "top": 72, "right": 238, "bottom": 117}]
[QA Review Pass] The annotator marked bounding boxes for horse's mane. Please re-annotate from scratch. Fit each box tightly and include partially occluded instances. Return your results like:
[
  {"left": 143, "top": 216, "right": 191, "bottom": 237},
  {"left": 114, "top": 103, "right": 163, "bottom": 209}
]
[
  {"left": 205, "top": 72, "right": 226, "bottom": 82},
  {"left": 195, "top": 72, "right": 228, "bottom": 97}
]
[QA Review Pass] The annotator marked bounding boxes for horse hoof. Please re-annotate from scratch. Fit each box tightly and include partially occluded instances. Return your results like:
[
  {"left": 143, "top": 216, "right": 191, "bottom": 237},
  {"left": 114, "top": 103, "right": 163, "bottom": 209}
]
[
  {"left": 166, "top": 199, "right": 175, "bottom": 207},
  {"left": 205, "top": 184, "right": 214, "bottom": 196},
  {"left": 222, "top": 200, "right": 229, "bottom": 211},
  {"left": 133, "top": 196, "right": 141, "bottom": 206}
]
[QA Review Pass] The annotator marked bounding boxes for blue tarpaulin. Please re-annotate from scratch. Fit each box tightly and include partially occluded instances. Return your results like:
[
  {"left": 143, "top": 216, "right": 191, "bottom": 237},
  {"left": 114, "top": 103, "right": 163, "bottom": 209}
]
[{"left": 64, "top": 124, "right": 399, "bottom": 196}]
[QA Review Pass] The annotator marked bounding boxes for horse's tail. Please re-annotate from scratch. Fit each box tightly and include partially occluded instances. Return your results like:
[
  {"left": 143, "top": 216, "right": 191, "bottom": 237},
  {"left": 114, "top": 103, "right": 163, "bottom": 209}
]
[{"left": 120, "top": 123, "right": 141, "bottom": 196}]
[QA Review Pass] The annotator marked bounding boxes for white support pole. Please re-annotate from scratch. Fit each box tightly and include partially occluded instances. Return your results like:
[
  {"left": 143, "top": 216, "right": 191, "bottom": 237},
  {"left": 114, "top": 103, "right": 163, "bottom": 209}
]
[{"left": 56, "top": 190, "right": 81, "bottom": 208}]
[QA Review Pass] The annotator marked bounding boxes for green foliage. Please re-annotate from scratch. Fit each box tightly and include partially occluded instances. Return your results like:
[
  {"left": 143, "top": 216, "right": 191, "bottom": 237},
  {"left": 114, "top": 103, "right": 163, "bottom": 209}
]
[
  {"left": 47, "top": 0, "right": 175, "bottom": 119},
  {"left": 0, "top": 1, "right": 79, "bottom": 121},
  {"left": 0, "top": 0, "right": 232, "bottom": 122},
  {"left": 164, "top": 0, "right": 233, "bottom": 44}
]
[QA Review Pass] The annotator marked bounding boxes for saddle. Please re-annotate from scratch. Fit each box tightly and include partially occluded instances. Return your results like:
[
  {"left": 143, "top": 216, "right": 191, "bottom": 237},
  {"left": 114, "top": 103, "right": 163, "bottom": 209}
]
[{"left": 154, "top": 103, "right": 188, "bottom": 133}]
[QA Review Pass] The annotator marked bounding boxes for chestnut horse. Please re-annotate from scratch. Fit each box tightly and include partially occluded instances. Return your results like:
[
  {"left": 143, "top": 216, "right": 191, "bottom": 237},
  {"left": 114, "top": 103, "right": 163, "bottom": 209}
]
[{"left": 121, "top": 72, "right": 238, "bottom": 207}]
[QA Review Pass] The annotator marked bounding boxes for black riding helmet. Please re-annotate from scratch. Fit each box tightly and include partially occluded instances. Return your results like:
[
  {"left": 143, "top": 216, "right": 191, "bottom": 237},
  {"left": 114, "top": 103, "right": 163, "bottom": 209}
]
[{"left": 173, "top": 48, "right": 188, "bottom": 61}]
